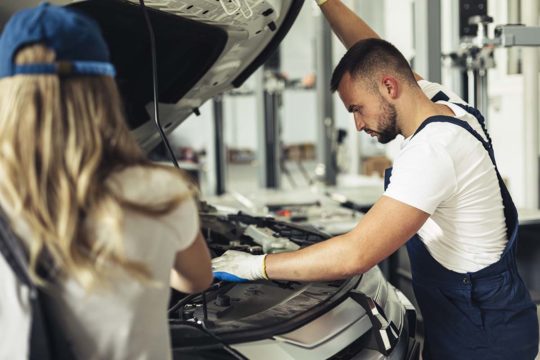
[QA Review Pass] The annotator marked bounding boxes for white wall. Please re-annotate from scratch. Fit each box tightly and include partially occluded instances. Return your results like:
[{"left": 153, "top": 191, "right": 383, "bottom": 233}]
[
  {"left": 281, "top": 90, "right": 318, "bottom": 145},
  {"left": 223, "top": 89, "right": 258, "bottom": 150},
  {"left": 279, "top": 1, "right": 318, "bottom": 146},
  {"left": 169, "top": 101, "right": 213, "bottom": 151}
]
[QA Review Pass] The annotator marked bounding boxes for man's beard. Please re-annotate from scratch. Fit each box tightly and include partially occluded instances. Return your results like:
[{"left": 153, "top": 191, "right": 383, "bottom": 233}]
[{"left": 375, "top": 96, "right": 399, "bottom": 144}]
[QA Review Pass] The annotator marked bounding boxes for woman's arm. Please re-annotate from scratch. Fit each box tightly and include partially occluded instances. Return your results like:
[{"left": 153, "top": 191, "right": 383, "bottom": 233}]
[{"left": 170, "top": 231, "right": 212, "bottom": 293}]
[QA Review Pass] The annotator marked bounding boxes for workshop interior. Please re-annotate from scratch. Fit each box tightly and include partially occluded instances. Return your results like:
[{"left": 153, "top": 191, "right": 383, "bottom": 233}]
[{"left": 1, "top": 0, "right": 540, "bottom": 359}]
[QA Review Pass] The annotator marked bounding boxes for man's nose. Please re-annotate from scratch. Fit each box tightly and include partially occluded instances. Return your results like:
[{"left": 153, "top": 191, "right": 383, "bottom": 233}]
[{"left": 353, "top": 114, "right": 365, "bottom": 131}]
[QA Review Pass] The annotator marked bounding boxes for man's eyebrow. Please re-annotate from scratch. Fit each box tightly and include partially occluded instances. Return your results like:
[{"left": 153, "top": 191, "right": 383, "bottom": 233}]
[{"left": 348, "top": 105, "right": 359, "bottom": 113}]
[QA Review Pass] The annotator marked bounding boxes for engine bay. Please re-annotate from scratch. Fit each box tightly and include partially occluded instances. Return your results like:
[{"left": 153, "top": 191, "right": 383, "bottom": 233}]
[{"left": 168, "top": 203, "right": 361, "bottom": 347}]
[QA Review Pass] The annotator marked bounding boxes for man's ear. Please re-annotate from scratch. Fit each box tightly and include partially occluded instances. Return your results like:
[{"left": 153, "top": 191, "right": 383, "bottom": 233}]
[{"left": 381, "top": 76, "right": 399, "bottom": 99}]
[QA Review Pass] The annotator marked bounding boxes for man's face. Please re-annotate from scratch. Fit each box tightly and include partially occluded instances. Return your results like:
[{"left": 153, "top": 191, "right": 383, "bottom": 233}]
[{"left": 337, "top": 72, "right": 399, "bottom": 144}]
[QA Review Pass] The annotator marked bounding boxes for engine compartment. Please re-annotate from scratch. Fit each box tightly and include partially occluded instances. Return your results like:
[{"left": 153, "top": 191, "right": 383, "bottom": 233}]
[{"left": 168, "top": 203, "right": 361, "bottom": 347}]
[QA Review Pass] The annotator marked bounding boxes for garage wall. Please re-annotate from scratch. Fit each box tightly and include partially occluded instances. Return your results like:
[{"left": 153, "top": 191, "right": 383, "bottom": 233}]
[{"left": 279, "top": 1, "right": 318, "bottom": 147}]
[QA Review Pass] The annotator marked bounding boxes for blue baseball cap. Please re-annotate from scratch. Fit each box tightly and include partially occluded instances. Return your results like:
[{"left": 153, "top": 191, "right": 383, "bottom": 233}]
[{"left": 0, "top": 2, "right": 115, "bottom": 78}]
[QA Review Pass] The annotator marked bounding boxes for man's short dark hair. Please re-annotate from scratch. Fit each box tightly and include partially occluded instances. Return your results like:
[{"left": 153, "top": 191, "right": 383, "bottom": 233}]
[{"left": 330, "top": 38, "right": 417, "bottom": 93}]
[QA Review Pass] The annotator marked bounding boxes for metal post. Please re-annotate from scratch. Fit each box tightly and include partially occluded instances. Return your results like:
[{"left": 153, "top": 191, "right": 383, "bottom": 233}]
[
  {"left": 521, "top": 0, "right": 539, "bottom": 209},
  {"left": 315, "top": 14, "right": 336, "bottom": 186},
  {"left": 255, "top": 69, "right": 266, "bottom": 189},
  {"left": 255, "top": 67, "right": 282, "bottom": 189},
  {"left": 263, "top": 88, "right": 281, "bottom": 188},
  {"left": 469, "top": 69, "right": 489, "bottom": 118},
  {"left": 213, "top": 96, "right": 226, "bottom": 195},
  {"left": 413, "top": 0, "right": 442, "bottom": 83},
  {"left": 467, "top": 69, "right": 475, "bottom": 106}
]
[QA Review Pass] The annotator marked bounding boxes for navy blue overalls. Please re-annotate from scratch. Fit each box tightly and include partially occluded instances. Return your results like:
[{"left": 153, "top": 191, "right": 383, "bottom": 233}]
[{"left": 384, "top": 104, "right": 539, "bottom": 359}]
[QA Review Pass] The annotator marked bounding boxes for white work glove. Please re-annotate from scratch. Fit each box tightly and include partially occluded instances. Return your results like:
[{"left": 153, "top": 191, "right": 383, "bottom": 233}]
[{"left": 212, "top": 250, "right": 268, "bottom": 282}]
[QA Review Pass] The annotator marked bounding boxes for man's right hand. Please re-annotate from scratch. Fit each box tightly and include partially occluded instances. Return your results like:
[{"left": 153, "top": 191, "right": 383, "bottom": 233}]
[{"left": 212, "top": 250, "right": 268, "bottom": 282}]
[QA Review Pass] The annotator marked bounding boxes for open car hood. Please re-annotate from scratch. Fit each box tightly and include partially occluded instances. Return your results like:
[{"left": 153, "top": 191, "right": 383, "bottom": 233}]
[
  {"left": 1, "top": 0, "right": 303, "bottom": 151},
  {"left": 67, "top": 0, "right": 304, "bottom": 151}
]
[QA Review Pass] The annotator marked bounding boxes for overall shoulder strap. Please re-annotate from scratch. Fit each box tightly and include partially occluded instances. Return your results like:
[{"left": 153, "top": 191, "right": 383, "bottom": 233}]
[
  {"left": 427, "top": 92, "right": 518, "bottom": 249},
  {"left": 428, "top": 89, "right": 494, "bottom": 149},
  {"left": 451, "top": 102, "right": 494, "bottom": 148},
  {"left": 430, "top": 90, "right": 450, "bottom": 103},
  {"left": 412, "top": 116, "right": 496, "bottom": 166},
  {"left": 426, "top": 91, "right": 497, "bottom": 166},
  {"left": 414, "top": 116, "right": 518, "bottom": 244}
]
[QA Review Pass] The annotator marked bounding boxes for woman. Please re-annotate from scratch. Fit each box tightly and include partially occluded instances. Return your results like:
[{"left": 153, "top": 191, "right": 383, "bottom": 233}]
[{"left": 0, "top": 3, "right": 212, "bottom": 359}]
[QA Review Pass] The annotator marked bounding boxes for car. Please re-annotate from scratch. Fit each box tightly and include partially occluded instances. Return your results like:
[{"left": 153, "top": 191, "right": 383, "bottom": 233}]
[
  {"left": 168, "top": 202, "right": 419, "bottom": 359},
  {"left": 1, "top": 0, "right": 420, "bottom": 358}
]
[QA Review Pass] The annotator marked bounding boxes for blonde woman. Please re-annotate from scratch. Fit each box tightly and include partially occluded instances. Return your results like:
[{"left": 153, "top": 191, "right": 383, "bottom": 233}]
[{"left": 0, "top": 3, "right": 212, "bottom": 359}]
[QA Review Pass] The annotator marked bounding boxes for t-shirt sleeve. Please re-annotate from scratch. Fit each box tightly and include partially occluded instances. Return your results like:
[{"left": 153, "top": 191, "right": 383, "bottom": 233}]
[
  {"left": 383, "top": 141, "right": 457, "bottom": 215},
  {"left": 418, "top": 79, "right": 467, "bottom": 105},
  {"left": 108, "top": 166, "right": 200, "bottom": 252},
  {"left": 162, "top": 195, "right": 199, "bottom": 252}
]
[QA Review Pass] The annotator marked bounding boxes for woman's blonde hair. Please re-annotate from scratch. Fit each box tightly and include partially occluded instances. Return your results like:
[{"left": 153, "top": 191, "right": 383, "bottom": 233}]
[{"left": 0, "top": 44, "right": 192, "bottom": 289}]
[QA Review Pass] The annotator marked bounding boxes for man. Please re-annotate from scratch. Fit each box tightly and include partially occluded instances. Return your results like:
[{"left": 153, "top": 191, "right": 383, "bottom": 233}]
[{"left": 212, "top": 1, "right": 539, "bottom": 358}]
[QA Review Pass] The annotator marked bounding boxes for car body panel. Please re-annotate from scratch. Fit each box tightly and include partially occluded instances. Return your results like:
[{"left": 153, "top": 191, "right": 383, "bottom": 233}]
[{"left": 73, "top": 0, "right": 304, "bottom": 151}]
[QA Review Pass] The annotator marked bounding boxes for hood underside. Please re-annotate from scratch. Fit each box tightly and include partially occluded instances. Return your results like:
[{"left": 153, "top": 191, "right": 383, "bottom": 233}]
[
  {"left": 1, "top": 0, "right": 304, "bottom": 151},
  {"left": 71, "top": 0, "right": 304, "bottom": 151}
]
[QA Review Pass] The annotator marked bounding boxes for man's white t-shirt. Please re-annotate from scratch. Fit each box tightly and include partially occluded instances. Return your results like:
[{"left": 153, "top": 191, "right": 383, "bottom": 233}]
[
  {"left": 0, "top": 165, "right": 199, "bottom": 360},
  {"left": 384, "top": 80, "right": 508, "bottom": 273}
]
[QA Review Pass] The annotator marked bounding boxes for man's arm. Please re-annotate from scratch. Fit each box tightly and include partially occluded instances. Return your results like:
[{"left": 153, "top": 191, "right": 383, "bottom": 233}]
[
  {"left": 319, "top": 0, "right": 423, "bottom": 81},
  {"left": 264, "top": 196, "right": 429, "bottom": 282},
  {"left": 212, "top": 196, "right": 430, "bottom": 282}
]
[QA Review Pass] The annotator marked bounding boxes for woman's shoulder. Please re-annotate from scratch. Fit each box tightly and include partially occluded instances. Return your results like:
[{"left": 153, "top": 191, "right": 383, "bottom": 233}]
[{"left": 106, "top": 164, "right": 193, "bottom": 203}]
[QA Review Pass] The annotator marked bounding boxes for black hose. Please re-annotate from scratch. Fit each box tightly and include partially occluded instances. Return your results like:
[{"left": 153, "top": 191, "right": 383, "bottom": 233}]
[{"left": 138, "top": 0, "right": 179, "bottom": 168}]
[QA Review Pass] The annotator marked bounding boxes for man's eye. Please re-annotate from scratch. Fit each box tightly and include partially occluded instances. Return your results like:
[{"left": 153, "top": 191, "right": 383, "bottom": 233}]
[{"left": 348, "top": 105, "right": 362, "bottom": 114}]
